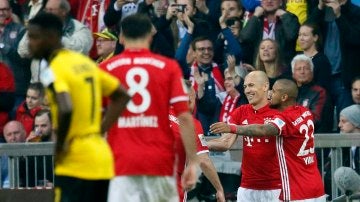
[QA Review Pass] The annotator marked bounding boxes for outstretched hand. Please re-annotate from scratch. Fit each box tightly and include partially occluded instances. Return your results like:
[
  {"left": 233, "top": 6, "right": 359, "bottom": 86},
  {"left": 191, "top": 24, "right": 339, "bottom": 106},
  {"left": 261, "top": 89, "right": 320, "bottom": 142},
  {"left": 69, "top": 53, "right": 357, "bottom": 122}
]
[{"left": 210, "top": 122, "right": 231, "bottom": 134}]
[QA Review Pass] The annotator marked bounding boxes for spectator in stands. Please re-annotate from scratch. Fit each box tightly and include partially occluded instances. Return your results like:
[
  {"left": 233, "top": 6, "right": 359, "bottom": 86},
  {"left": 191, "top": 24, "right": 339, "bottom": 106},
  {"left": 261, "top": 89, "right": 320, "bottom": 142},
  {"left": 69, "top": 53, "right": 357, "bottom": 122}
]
[
  {"left": 338, "top": 104, "right": 360, "bottom": 173},
  {"left": 352, "top": 77, "right": 360, "bottom": 104},
  {"left": 0, "top": 62, "right": 15, "bottom": 142},
  {"left": 175, "top": 13, "right": 224, "bottom": 86},
  {"left": 44, "top": 0, "right": 93, "bottom": 54},
  {"left": 15, "top": 82, "right": 44, "bottom": 137},
  {"left": 306, "top": 0, "right": 360, "bottom": 121},
  {"left": 161, "top": 0, "right": 213, "bottom": 50},
  {"left": 176, "top": 25, "right": 225, "bottom": 134},
  {"left": 253, "top": 39, "right": 291, "bottom": 88},
  {"left": 94, "top": 28, "right": 118, "bottom": 64},
  {"left": 18, "top": 0, "right": 94, "bottom": 82},
  {"left": 298, "top": 22, "right": 332, "bottom": 93},
  {"left": 240, "top": 0, "right": 300, "bottom": 66},
  {"left": 213, "top": 14, "right": 242, "bottom": 72},
  {"left": 0, "top": 0, "right": 31, "bottom": 117},
  {"left": 103, "top": 0, "right": 142, "bottom": 28},
  {"left": 17, "top": 0, "right": 47, "bottom": 83},
  {"left": 1, "top": 121, "right": 26, "bottom": 188},
  {"left": 26, "top": 109, "right": 53, "bottom": 142},
  {"left": 292, "top": 54, "right": 333, "bottom": 133},
  {"left": 3, "top": 121, "right": 26, "bottom": 143},
  {"left": 195, "top": 58, "right": 248, "bottom": 135},
  {"left": 332, "top": 105, "right": 360, "bottom": 197},
  {"left": 22, "top": 0, "right": 47, "bottom": 25},
  {"left": 339, "top": 105, "right": 360, "bottom": 164}
]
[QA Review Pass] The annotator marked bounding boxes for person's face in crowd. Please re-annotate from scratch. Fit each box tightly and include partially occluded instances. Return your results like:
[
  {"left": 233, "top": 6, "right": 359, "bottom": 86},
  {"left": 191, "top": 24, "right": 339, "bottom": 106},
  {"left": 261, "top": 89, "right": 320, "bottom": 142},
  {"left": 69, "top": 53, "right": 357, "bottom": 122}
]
[
  {"left": 259, "top": 40, "right": 276, "bottom": 63},
  {"left": 188, "top": 86, "right": 196, "bottom": 113},
  {"left": 3, "top": 122, "right": 26, "bottom": 143},
  {"left": 45, "top": 0, "right": 66, "bottom": 20},
  {"left": 292, "top": 60, "right": 313, "bottom": 86},
  {"left": 96, "top": 37, "right": 116, "bottom": 58},
  {"left": 261, "top": 0, "right": 281, "bottom": 13},
  {"left": 194, "top": 40, "right": 214, "bottom": 65},
  {"left": 338, "top": 115, "right": 358, "bottom": 133},
  {"left": 26, "top": 89, "right": 42, "bottom": 110},
  {"left": 0, "top": 0, "right": 11, "bottom": 26},
  {"left": 34, "top": 113, "right": 52, "bottom": 138},
  {"left": 352, "top": 80, "right": 360, "bottom": 104},
  {"left": 298, "top": 25, "right": 318, "bottom": 51},
  {"left": 176, "top": 0, "right": 196, "bottom": 20},
  {"left": 221, "top": 0, "right": 242, "bottom": 18},
  {"left": 228, "top": 20, "right": 241, "bottom": 38},
  {"left": 243, "top": 73, "right": 268, "bottom": 107},
  {"left": 224, "top": 70, "right": 236, "bottom": 94},
  {"left": 269, "top": 82, "right": 282, "bottom": 108}
]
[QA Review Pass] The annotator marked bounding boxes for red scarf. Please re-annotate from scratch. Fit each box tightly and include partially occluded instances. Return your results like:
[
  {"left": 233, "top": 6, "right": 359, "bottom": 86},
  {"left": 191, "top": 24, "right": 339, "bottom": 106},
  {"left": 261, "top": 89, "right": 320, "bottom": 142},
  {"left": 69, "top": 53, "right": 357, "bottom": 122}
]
[
  {"left": 263, "top": 17, "right": 276, "bottom": 40},
  {"left": 189, "top": 62, "right": 224, "bottom": 93},
  {"left": 219, "top": 94, "right": 239, "bottom": 122}
]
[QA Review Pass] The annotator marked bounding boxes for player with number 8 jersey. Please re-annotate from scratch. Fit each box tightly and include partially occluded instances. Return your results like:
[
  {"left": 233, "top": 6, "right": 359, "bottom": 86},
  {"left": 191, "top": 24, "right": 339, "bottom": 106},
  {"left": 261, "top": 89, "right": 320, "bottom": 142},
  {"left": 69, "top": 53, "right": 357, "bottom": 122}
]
[{"left": 100, "top": 14, "right": 199, "bottom": 202}]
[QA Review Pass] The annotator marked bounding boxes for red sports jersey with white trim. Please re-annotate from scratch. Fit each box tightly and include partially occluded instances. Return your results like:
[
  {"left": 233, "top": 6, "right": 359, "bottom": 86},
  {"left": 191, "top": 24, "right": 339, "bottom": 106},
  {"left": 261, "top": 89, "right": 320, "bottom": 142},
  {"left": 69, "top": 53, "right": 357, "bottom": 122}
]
[
  {"left": 169, "top": 110, "right": 209, "bottom": 202},
  {"left": 228, "top": 104, "right": 281, "bottom": 190},
  {"left": 269, "top": 106, "right": 325, "bottom": 201},
  {"left": 100, "top": 49, "right": 189, "bottom": 176}
]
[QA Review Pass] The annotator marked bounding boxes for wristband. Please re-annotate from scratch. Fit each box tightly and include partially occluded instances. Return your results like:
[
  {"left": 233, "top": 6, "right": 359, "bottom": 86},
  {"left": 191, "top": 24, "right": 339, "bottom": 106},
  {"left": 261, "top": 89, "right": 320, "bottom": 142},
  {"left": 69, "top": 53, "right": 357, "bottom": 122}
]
[{"left": 229, "top": 124, "right": 237, "bottom": 134}]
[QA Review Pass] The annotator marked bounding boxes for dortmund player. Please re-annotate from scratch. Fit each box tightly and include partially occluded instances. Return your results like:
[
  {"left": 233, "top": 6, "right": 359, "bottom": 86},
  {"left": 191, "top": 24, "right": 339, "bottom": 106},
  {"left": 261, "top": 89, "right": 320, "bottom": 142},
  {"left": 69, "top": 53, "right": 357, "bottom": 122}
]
[{"left": 27, "top": 13, "right": 130, "bottom": 202}]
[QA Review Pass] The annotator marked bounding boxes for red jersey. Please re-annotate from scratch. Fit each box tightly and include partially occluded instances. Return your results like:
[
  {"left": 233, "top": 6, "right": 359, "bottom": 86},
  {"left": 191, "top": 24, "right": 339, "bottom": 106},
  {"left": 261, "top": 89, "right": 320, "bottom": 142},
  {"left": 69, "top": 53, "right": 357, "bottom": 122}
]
[
  {"left": 169, "top": 110, "right": 209, "bottom": 202},
  {"left": 228, "top": 104, "right": 281, "bottom": 190},
  {"left": 269, "top": 106, "right": 325, "bottom": 200},
  {"left": 100, "top": 49, "right": 189, "bottom": 176}
]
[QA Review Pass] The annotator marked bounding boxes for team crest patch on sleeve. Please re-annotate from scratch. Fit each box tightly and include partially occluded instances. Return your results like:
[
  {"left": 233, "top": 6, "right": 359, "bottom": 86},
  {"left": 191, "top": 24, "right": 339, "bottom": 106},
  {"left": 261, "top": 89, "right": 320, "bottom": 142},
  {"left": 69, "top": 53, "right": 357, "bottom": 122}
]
[
  {"left": 198, "top": 134, "right": 208, "bottom": 146},
  {"left": 271, "top": 118, "right": 285, "bottom": 128}
]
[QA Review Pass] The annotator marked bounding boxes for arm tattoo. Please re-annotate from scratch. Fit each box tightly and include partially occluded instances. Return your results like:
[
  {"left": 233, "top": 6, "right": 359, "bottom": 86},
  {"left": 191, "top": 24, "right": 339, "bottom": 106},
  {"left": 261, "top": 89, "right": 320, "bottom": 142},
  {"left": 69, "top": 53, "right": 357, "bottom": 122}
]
[{"left": 235, "top": 124, "right": 279, "bottom": 136}]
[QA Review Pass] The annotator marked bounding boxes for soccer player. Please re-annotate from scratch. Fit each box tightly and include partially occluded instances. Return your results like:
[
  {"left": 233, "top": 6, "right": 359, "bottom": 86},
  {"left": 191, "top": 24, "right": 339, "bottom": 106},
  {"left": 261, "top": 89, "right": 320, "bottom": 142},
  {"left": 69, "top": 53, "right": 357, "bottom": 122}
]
[
  {"left": 27, "top": 13, "right": 130, "bottom": 202},
  {"left": 207, "top": 71, "right": 282, "bottom": 202},
  {"left": 210, "top": 79, "right": 326, "bottom": 201},
  {"left": 100, "top": 14, "right": 199, "bottom": 202},
  {"left": 170, "top": 80, "right": 225, "bottom": 202}
]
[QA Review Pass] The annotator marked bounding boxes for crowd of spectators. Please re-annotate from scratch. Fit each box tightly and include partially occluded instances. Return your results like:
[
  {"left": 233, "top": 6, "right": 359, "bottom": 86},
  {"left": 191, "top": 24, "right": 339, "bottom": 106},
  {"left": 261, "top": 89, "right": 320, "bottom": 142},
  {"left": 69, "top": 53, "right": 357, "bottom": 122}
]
[{"left": 0, "top": 0, "right": 359, "bottom": 196}]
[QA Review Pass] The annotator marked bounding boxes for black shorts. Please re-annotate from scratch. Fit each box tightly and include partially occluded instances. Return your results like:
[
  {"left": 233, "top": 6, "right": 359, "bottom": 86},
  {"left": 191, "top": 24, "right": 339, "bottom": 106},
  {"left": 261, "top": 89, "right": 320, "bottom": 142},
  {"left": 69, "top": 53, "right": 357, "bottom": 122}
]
[{"left": 55, "top": 176, "right": 109, "bottom": 202}]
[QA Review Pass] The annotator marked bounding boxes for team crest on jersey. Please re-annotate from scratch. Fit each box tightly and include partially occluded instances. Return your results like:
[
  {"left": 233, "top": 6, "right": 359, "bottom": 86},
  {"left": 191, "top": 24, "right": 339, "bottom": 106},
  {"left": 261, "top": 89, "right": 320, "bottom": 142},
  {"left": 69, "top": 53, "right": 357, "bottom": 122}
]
[{"left": 198, "top": 134, "right": 208, "bottom": 146}]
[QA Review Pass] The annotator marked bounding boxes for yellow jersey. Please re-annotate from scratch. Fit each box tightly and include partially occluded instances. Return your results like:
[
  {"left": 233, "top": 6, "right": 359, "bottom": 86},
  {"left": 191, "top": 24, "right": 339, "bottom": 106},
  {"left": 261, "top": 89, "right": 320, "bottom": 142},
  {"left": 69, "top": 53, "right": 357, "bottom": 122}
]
[{"left": 41, "top": 49, "right": 119, "bottom": 180}]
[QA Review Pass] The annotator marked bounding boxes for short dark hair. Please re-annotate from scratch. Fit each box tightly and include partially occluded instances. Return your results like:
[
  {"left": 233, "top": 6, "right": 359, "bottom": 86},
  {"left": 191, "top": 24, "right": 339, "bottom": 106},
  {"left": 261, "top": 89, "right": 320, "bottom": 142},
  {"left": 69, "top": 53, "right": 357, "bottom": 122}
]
[
  {"left": 120, "top": 14, "right": 152, "bottom": 40},
  {"left": 28, "top": 82, "right": 45, "bottom": 98},
  {"left": 35, "top": 109, "right": 52, "bottom": 123},
  {"left": 191, "top": 36, "right": 213, "bottom": 51},
  {"left": 28, "top": 12, "right": 63, "bottom": 38}
]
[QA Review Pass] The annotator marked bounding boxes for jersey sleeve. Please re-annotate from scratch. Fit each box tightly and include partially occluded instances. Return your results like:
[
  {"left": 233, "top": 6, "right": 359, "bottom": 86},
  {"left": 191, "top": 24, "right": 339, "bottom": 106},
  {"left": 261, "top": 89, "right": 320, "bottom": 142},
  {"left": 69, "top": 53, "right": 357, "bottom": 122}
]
[
  {"left": 98, "top": 68, "right": 120, "bottom": 97},
  {"left": 194, "top": 119, "right": 209, "bottom": 154},
  {"left": 169, "top": 60, "right": 189, "bottom": 115}
]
